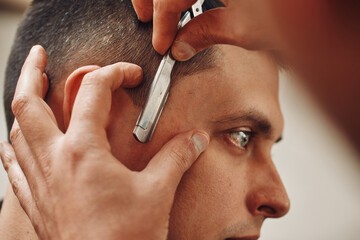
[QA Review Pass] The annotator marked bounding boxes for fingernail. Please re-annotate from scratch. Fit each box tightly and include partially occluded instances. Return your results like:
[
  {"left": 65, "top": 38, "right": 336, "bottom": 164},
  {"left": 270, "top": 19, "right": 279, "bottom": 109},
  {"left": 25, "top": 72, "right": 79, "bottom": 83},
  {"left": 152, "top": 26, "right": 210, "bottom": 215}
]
[
  {"left": 172, "top": 40, "right": 196, "bottom": 61},
  {"left": 192, "top": 133, "right": 209, "bottom": 155},
  {"left": 30, "top": 45, "right": 40, "bottom": 54}
]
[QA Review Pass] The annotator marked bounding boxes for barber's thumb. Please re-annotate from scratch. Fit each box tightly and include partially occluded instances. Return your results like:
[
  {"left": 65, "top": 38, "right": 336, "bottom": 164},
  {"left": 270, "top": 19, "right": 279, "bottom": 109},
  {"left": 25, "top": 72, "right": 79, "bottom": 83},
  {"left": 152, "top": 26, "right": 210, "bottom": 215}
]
[
  {"left": 171, "top": 8, "right": 233, "bottom": 61},
  {"left": 144, "top": 131, "right": 209, "bottom": 188}
]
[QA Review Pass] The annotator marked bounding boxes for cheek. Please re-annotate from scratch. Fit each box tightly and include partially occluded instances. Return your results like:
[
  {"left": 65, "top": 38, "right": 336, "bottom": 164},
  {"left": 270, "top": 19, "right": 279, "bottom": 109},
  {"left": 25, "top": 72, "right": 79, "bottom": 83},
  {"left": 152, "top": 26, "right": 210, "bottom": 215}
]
[{"left": 168, "top": 140, "right": 249, "bottom": 237}]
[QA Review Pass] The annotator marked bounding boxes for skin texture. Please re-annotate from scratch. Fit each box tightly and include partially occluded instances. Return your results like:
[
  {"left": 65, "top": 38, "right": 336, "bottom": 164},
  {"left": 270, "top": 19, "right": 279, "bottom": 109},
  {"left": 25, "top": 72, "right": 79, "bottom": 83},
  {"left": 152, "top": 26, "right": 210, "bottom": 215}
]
[
  {"left": 132, "top": 0, "right": 360, "bottom": 150},
  {"left": 1, "top": 45, "right": 289, "bottom": 239},
  {"left": 112, "top": 45, "right": 289, "bottom": 239},
  {"left": 0, "top": 46, "right": 210, "bottom": 240}
]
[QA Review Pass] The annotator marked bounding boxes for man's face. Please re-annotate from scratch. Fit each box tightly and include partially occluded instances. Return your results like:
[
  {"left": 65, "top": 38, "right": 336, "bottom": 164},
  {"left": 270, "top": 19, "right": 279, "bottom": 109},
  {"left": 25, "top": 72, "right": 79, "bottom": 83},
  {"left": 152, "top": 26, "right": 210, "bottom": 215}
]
[{"left": 108, "top": 45, "right": 290, "bottom": 239}]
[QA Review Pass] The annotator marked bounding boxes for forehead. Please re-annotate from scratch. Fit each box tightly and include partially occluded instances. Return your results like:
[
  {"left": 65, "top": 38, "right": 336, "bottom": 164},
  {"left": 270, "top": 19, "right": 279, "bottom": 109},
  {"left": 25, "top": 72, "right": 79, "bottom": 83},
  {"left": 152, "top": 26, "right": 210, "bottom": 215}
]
[{"left": 166, "top": 45, "right": 282, "bottom": 133}]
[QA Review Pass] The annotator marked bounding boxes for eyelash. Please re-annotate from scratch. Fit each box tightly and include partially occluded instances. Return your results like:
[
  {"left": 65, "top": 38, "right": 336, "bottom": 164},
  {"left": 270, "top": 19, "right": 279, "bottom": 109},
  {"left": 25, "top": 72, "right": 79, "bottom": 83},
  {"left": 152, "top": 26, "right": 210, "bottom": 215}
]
[{"left": 226, "top": 130, "right": 254, "bottom": 150}]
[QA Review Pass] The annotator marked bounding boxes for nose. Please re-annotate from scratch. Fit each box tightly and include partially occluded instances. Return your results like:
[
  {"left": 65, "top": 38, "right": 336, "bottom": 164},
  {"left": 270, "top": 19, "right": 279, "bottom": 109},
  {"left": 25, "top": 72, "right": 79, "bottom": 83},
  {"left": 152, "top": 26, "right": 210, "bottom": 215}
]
[{"left": 246, "top": 159, "right": 290, "bottom": 218}]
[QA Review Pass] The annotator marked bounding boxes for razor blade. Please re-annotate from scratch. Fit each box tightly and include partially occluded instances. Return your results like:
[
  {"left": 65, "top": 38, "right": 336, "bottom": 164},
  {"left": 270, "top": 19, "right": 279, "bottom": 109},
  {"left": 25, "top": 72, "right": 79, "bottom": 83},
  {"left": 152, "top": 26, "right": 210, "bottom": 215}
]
[{"left": 133, "top": 1, "right": 204, "bottom": 143}]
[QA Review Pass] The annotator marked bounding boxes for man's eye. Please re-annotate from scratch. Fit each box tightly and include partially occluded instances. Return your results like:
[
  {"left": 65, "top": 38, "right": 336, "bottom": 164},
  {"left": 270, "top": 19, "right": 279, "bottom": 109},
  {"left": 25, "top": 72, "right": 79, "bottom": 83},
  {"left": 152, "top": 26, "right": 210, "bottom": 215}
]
[{"left": 228, "top": 131, "right": 252, "bottom": 148}]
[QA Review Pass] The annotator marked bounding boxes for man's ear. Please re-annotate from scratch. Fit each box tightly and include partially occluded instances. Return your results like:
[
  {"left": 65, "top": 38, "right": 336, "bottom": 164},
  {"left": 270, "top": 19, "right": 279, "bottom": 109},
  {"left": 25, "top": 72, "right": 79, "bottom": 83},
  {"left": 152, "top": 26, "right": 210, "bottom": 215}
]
[{"left": 63, "top": 65, "right": 100, "bottom": 129}]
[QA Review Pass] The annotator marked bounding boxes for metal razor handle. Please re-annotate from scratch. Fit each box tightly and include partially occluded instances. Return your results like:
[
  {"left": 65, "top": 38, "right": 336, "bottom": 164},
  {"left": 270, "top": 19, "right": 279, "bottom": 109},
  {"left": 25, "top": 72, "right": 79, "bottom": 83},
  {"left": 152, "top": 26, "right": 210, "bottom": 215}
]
[
  {"left": 133, "top": 2, "right": 203, "bottom": 143},
  {"left": 133, "top": 53, "right": 175, "bottom": 143}
]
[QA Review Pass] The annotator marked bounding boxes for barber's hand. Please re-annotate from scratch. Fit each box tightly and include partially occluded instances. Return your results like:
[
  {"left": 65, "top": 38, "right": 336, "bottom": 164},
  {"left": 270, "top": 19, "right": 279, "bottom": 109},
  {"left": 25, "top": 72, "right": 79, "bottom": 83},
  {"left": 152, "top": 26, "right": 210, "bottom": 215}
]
[
  {"left": 0, "top": 46, "right": 209, "bottom": 240},
  {"left": 132, "top": 0, "right": 280, "bottom": 61}
]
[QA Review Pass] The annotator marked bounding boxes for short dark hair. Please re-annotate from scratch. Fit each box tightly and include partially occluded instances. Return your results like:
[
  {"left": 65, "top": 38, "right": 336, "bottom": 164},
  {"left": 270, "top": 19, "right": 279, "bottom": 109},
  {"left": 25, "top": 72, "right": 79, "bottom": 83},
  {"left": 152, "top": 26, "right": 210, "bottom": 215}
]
[{"left": 4, "top": 0, "right": 223, "bottom": 133}]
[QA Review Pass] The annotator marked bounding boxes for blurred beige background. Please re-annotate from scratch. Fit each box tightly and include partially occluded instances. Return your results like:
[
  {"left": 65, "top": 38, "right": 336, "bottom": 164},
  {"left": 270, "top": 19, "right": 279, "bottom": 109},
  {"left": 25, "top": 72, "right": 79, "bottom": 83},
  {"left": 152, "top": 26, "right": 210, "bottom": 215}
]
[{"left": 1, "top": 1, "right": 360, "bottom": 239}]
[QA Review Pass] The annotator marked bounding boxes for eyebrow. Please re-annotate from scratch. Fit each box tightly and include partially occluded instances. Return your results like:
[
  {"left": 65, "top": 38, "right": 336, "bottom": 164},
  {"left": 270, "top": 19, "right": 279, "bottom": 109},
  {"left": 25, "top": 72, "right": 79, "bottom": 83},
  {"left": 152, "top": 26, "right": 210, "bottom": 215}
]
[{"left": 212, "top": 110, "right": 283, "bottom": 143}]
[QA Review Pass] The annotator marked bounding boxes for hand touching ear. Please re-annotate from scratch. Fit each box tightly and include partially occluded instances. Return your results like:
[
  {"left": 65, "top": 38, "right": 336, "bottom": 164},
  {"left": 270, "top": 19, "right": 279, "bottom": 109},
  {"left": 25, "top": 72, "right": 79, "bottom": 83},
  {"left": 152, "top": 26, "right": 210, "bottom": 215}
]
[
  {"left": 0, "top": 45, "right": 209, "bottom": 240},
  {"left": 63, "top": 65, "right": 101, "bottom": 128}
]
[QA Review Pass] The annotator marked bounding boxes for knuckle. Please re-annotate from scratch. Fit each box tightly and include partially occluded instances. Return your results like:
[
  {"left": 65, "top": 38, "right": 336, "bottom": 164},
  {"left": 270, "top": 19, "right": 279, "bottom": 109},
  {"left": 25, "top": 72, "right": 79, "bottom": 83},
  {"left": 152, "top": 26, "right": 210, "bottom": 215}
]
[
  {"left": 62, "top": 138, "right": 85, "bottom": 159},
  {"left": 11, "top": 178, "right": 21, "bottom": 196},
  {"left": 1, "top": 158, "right": 10, "bottom": 172},
  {"left": 32, "top": 223, "right": 41, "bottom": 236},
  {"left": 82, "top": 72, "right": 108, "bottom": 89},
  {"left": 11, "top": 93, "right": 31, "bottom": 118},
  {"left": 10, "top": 126, "right": 22, "bottom": 145},
  {"left": 82, "top": 71, "right": 113, "bottom": 92},
  {"left": 112, "top": 62, "right": 126, "bottom": 74},
  {"left": 82, "top": 72, "right": 99, "bottom": 86},
  {"left": 197, "top": 18, "right": 219, "bottom": 45},
  {"left": 1, "top": 151, "right": 12, "bottom": 172},
  {"left": 185, "top": 17, "right": 214, "bottom": 48},
  {"left": 60, "top": 135, "right": 98, "bottom": 168}
]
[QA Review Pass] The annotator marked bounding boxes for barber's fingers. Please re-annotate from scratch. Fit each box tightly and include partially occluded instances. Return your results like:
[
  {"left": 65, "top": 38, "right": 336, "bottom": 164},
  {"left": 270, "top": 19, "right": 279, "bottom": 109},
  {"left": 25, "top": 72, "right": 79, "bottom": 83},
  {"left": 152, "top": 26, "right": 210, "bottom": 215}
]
[
  {"left": 9, "top": 120, "right": 57, "bottom": 237},
  {"left": 10, "top": 120, "right": 48, "bottom": 198},
  {"left": 132, "top": 0, "right": 196, "bottom": 54},
  {"left": 0, "top": 142, "right": 26, "bottom": 199},
  {"left": 69, "top": 62, "right": 142, "bottom": 141},
  {"left": 144, "top": 130, "right": 209, "bottom": 193},
  {"left": 11, "top": 46, "right": 62, "bottom": 154},
  {"left": 170, "top": 7, "right": 240, "bottom": 61},
  {"left": 131, "top": 0, "right": 238, "bottom": 55},
  {"left": 0, "top": 141, "right": 49, "bottom": 239},
  {"left": 171, "top": 5, "right": 275, "bottom": 61},
  {"left": 132, "top": 0, "right": 154, "bottom": 22},
  {"left": 152, "top": 0, "right": 197, "bottom": 54}
]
